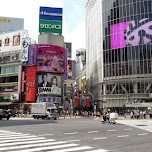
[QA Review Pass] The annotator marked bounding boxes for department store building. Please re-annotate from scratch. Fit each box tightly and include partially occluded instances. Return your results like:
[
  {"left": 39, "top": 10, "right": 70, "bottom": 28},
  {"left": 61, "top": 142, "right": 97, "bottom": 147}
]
[{"left": 86, "top": 0, "right": 152, "bottom": 112}]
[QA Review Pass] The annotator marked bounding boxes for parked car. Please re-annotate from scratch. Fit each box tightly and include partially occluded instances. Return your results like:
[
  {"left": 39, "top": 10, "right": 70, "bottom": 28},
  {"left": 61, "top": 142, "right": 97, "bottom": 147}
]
[{"left": 0, "top": 110, "right": 11, "bottom": 120}]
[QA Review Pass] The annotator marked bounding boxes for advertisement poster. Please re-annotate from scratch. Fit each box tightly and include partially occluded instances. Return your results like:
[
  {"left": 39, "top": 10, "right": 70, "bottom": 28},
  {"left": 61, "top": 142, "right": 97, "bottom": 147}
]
[
  {"left": 111, "top": 18, "right": 152, "bottom": 49},
  {"left": 0, "top": 30, "right": 24, "bottom": 53},
  {"left": 28, "top": 44, "right": 37, "bottom": 66},
  {"left": 37, "top": 73, "right": 61, "bottom": 95},
  {"left": 37, "top": 44, "right": 65, "bottom": 73},
  {"left": 26, "top": 66, "right": 36, "bottom": 102},
  {"left": 64, "top": 42, "right": 72, "bottom": 58},
  {"left": 67, "top": 60, "right": 72, "bottom": 79}
]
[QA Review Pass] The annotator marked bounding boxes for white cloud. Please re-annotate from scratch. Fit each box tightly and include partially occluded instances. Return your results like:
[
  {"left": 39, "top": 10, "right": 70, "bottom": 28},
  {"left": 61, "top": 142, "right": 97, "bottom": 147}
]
[{"left": 63, "top": 21, "right": 85, "bottom": 59}]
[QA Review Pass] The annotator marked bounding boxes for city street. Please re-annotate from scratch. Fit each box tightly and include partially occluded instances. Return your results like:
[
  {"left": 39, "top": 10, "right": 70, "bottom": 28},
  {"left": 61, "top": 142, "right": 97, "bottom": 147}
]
[{"left": 0, "top": 117, "right": 152, "bottom": 152}]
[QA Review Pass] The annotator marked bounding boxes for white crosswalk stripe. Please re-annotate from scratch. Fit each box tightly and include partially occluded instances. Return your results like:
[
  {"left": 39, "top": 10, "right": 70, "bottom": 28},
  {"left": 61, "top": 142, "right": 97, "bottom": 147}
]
[{"left": 0, "top": 130, "right": 109, "bottom": 152}]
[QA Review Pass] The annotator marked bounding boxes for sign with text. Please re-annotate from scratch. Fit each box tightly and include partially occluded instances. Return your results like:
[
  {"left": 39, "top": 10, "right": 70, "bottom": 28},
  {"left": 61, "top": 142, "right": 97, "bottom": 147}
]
[
  {"left": 26, "top": 66, "right": 36, "bottom": 102},
  {"left": 39, "top": 20, "right": 62, "bottom": 34}
]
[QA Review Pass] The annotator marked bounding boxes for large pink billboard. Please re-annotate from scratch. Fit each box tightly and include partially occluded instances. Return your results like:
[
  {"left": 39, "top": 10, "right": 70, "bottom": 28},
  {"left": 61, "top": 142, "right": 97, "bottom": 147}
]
[
  {"left": 111, "top": 18, "right": 152, "bottom": 49},
  {"left": 111, "top": 21, "right": 132, "bottom": 49},
  {"left": 37, "top": 44, "right": 65, "bottom": 73}
]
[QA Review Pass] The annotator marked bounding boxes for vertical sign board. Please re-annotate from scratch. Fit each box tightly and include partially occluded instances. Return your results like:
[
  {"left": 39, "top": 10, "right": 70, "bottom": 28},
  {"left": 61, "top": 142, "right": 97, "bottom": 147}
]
[
  {"left": 64, "top": 42, "right": 72, "bottom": 58},
  {"left": 39, "top": 7, "right": 63, "bottom": 34},
  {"left": 26, "top": 66, "right": 37, "bottom": 102},
  {"left": 28, "top": 44, "right": 37, "bottom": 66},
  {"left": 21, "top": 37, "right": 31, "bottom": 62}
]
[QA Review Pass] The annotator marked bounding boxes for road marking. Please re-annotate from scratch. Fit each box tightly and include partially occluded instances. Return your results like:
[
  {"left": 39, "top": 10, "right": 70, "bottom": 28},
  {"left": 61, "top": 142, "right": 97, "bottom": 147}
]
[
  {"left": 107, "top": 130, "right": 117, "bottom": 132},
  {"left": 0, "top": 135, "right": 37, "bottom": 140},
  {"left": 117, "top": 135, "right": 129, "bottom": 138},
  {"left": 0, "top": 141, "right": 72, "bottom": 151},
  {"left": 9, "top": 144, "right": 78, "bottom": 152},
  {"left": 38, "top": 134, "right": 53, "bottom": 136},
  {"left": 65, "top": 132, "right": 78, "bottom": 135},
  {"left": 47, "top": 146, "right": 93, "bottom": 152},
  {"left": 0, "top": 137, "right": 46, "bottom": 143},
  {"left": 0, "top": 134, "right": 30, "bottom": 137},
  {"left": 138, "top": 133, "right": 148, "bottom": 136},
  {"left": 0, "top": 139, "right": 56, "bottom": 147},
  {"left": 93, "top": 137, "right": 107, "bottom": 140},
  {"left": 65, "top": 140, "right": 80, "bottom": 142},
  {"left": 85, "top": 149, "right": 109, "bottom": 152},
  {"left": 88, "top": 131, "right": 99, "bottom": 133},
  {"left": 124, "top": 128, "right": 133, "bottom": 131}
]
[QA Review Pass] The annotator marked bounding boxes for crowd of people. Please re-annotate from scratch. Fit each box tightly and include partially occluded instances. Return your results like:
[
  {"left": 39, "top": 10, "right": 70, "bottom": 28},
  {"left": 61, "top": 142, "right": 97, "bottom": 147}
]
[{"left": 130, "top": 110, "right": 152, "bottom": 119}]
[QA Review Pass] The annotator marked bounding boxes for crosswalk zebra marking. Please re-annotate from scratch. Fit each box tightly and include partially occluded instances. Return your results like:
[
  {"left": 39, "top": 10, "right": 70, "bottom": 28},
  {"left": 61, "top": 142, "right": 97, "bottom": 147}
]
[
  {"left": 0, "top": 130, "right": 110, "bottom": 152},
  {"left": 0, "top": 139, "right": 56, "bottom": 147},
  {"left": 0, "top": 141, "right": 75, "bottom": 151},
  {"left": 47, "top": 146, "right": 93, "bottom": 152},
  {"left": 0, "top": 137, "right": 46, "bottom": 143},
  {"left": 9, "top": 144, "right": 79, "bottom": 152}
]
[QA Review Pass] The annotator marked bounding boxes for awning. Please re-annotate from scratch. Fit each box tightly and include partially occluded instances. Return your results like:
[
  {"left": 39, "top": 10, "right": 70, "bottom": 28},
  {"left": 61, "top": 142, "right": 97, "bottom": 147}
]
[{"left": 0, "top": 102, "right": 12, "bottom": 106}]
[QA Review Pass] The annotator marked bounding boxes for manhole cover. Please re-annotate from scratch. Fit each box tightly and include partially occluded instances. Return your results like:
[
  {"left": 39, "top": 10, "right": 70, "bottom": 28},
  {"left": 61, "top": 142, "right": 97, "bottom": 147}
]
[{"left": 136, "top": 125, "right": 148, "bottom": 126}]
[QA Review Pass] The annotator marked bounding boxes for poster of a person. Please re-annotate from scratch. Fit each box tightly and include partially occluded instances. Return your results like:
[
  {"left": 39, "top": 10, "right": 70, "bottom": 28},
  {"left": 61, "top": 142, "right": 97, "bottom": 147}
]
[
  {"left": 4, "top": 38, "right": 10, "bottom": 46},
  {"left": 50, "top": 76, "right": 59, "bottom": 88},
  {"left": 38, "top": 74, "right": 51, "bottom": 87},
  {"left": 13, "top": 35, "right": 20, "bottom": 46}
]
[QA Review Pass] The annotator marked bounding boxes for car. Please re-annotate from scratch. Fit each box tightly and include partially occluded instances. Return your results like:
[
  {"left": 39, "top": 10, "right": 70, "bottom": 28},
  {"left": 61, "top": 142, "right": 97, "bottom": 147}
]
[{"left": 0, "top": 110, "right": 11, "bottom": 120}]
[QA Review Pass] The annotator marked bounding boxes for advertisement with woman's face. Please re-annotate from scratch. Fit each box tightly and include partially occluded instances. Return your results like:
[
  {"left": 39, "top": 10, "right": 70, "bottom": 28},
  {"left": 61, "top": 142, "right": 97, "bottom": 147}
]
[{"left": 37, "top": 44, "right": 65, "bottom": 73}]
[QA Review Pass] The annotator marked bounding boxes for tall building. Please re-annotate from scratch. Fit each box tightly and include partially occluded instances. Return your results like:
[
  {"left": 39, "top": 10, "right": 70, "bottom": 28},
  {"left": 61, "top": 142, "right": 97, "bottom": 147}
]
[
  {"left": 86, "top": 0, "right": 152, "bottom": 112},
  {"left": 0, "top": 16, "right": 24, "bottom": 33}
]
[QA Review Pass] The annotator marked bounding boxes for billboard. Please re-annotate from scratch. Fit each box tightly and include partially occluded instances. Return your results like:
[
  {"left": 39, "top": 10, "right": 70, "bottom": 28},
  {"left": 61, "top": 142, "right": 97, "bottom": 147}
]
[
  {"left": 111, "top": 18, "right": 152, "bottom": 49},
  {"left": 21, "top": 37, "right": 31, "bottom": 62},
  {"left": 37, "top": 44, "right": 65, "bottom": 73},
  {"left": 39, "top": 20, "right": 62, "bottom": 34},
  {"left": 64, "top": 42, "right": 72, "bottom": 58},
  {"left": 26, "top": 66, "right": 36, "bottom": 102},
  {"left": 0, "top": 16, "right": 24, "bottom": 34},
  {"left": 37, "top": 73, "right": 61, "bottom": 95},
  {"left": 39, "top": 7, "right": 62, "bottom": 21},
  {"left": 0, "top": 30, "right": 24, "bottom": 53},
  {"left": 67, "top": 60, "right": 72, "bottom": 79},
  {"left": 28, "top": 44, "right": 37, "bottom": 66},
  {"left": 39, "top": 6, "right": 62, "bottom": 34}
]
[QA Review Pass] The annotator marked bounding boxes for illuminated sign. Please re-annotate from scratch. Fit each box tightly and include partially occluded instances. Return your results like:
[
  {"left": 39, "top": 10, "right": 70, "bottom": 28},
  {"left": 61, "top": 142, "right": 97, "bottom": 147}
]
[{"left": 0, "top": 18, "right": 11, "bottom": 23}]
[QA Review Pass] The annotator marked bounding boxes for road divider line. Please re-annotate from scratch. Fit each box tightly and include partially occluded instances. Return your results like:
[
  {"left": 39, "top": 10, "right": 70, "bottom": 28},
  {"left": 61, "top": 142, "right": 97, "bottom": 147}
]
[
  {"left": 65, "top": 132, "right": 78, "bottom": 135},
  {"left": 107, "top": 130, "right": 117, "bottom": 132},
  {"left": 0, "top": 134, "right": 30, "bottom": 137},
  {"left": 124, "top": 128, "right": 133, "bottom": 131},
  {"left": 88, "top": 131, "right": 99, "bottom": 134},
  {"left": 93, "top": 137, "right": 107, "bottom": 140},
  {"left": 138, "top": 133, "right": 148, "bottom": 136},
  {"left": 117, "top": 135, "right": 129, "bottom": 138}
]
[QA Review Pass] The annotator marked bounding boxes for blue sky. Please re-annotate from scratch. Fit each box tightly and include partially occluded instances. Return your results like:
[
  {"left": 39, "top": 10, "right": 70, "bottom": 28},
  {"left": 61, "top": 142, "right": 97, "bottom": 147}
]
[{"left": 0, "top": 0, "right": 85, "bottom": 59}]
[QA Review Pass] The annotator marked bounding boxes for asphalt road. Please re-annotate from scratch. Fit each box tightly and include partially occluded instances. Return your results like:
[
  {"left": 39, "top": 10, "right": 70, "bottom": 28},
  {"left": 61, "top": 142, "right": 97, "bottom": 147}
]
[{"left": 0, "top": 117, "right": 152, "bottom": 152}]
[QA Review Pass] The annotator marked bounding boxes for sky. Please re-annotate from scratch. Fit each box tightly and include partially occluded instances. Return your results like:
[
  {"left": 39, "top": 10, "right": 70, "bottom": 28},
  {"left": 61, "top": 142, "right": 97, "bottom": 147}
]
[{"left": 0, "top": 0, "right": 85, "bottom": 59}]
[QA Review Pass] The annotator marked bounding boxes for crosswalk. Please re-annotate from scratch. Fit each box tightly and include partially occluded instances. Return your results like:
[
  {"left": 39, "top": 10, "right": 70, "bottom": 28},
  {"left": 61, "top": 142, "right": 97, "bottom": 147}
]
[{"left": 0, "top": 130, "right": 109, "bottom": 152}]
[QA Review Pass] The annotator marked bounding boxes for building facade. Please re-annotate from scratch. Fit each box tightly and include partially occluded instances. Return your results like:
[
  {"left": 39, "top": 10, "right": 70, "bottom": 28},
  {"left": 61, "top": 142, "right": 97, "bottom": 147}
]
[{"left": 86, "top": 0, "right": 152, "bottom": 112}]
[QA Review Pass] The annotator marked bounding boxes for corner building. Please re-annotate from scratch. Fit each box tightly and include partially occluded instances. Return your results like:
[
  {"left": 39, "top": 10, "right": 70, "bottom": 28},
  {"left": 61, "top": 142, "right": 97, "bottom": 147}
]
[{"left": 86, "top": 0, "right": 152, "bottom": 112}]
